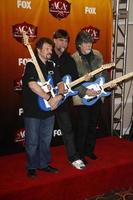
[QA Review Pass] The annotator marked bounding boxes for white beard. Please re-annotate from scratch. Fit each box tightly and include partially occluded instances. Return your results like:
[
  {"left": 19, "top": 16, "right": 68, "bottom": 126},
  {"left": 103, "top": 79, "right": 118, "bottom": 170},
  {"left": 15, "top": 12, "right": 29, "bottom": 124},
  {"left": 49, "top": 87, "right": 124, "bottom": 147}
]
[
  {"left": 86, "top": 49, "right": 91, "bottom": 54},
  {"left": 46, "top": 54, "right": 52, "bottom": 60},
  {"left": 59, "top": 47, "right": 65, "bottom": 53}
]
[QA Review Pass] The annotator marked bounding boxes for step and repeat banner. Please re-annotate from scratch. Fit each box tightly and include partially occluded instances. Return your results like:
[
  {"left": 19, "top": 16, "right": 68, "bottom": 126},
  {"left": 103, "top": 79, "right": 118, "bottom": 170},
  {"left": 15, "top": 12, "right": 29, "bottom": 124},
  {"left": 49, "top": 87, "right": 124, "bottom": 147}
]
[{"left": 0, "top": 0, "right": 112, "bottom": 154}]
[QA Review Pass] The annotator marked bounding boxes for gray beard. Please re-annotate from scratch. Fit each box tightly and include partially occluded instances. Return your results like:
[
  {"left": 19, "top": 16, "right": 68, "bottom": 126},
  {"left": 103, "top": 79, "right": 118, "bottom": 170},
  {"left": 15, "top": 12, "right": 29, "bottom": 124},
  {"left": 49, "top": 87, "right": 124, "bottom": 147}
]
[
  {"left": 58, "top": 47, "right": 65, "bottom": 53},
  {"left": 85, "top": 49, "right": 91, "bottom": 54}
]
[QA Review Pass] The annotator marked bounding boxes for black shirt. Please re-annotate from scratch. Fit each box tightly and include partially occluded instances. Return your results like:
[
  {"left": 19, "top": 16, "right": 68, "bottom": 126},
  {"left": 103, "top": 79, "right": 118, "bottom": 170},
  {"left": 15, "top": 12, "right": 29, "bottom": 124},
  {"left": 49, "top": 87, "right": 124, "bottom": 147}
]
[
  {"left": 22, "top": 55, "right": 61, "bottom": 119},
  {"left": 51, "top": 50, "right": 79, "bottom": 111}
]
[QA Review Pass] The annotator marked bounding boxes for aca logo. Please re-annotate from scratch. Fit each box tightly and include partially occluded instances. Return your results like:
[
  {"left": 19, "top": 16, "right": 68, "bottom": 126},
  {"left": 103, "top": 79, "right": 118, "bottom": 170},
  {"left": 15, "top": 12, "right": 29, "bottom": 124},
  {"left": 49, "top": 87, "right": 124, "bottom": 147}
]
[
  {"left": 14, "top": 77, "right": 23, "bottom": 92},
  {"left": 15, "top": 128, "right": 25, "bottom": 144},
  {"left": 82, "top": 26, "right": 100, "bottom": 43},
  {"left": 49, "top": 0, "right": 71, "bottom": 20},
  {"left": 12, "top": 21, "right": 37, "bottom": 43}
]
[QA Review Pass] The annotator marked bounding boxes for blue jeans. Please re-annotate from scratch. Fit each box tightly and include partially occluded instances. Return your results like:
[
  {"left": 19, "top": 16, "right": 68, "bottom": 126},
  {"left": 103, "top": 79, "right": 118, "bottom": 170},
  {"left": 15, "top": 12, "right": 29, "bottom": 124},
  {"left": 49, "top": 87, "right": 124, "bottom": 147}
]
[{"left": 24, "top": 116, "right": 55, "bottom": 169}]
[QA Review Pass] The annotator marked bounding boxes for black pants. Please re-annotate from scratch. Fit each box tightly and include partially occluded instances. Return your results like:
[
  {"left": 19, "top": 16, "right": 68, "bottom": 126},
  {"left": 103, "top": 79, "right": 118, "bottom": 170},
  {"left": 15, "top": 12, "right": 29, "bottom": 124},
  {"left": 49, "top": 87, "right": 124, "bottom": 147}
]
[
  {"left": 75, "top": 100, "right": 101, "bottom": 158},
  {"left": 56, "top": 110, "right": 79, "bottom": 162}
]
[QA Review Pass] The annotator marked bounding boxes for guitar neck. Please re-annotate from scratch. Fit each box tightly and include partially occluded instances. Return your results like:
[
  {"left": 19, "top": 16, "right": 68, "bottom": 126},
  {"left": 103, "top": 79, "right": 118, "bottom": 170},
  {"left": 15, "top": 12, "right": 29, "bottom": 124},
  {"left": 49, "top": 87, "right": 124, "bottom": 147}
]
[
  {"left": 69, "top": 63, "right": 114, "bottom": 88},
  {"left": 27, "top": 45, "right": 46, "bottom": 84},
  {"left": 103, "top": 72, "right": 133, "bottom": 89},
  {"left": 69, "top": 76, "right": 86, "bottom": 88}
]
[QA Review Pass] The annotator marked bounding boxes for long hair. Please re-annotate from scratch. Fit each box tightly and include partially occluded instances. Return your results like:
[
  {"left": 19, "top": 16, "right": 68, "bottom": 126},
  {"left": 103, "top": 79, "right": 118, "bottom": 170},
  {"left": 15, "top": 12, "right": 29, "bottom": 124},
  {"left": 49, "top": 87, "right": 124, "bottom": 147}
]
[{"left": 75, "top": 31, "right": 93, "bottom": 50}]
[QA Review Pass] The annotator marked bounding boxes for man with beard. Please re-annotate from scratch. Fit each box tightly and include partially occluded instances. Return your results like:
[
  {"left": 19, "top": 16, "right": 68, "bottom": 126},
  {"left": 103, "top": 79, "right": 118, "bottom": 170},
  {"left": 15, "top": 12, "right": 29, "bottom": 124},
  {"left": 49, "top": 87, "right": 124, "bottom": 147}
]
[
  {"left": 51, "top": 29, "right": 87, "bottom": 169},
  {"left": 23, "top": 37, "right": 64, "bottom": 177}
]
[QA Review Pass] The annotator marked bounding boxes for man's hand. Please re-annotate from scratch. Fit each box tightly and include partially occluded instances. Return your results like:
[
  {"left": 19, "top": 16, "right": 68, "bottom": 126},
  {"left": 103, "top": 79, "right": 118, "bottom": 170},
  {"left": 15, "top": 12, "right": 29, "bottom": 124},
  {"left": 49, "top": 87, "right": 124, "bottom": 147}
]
[
  {"left": 86, "top": 88, "right": 101, "bottom": 97},
  {"left": 48, "top": 95, "right": 62, "bottom": 110},
  {"left": 110, "top": 82, "right": 117, "bottom": 89},
  {"left": 84, "top": 73, "right": 92, "bottom": 81}
]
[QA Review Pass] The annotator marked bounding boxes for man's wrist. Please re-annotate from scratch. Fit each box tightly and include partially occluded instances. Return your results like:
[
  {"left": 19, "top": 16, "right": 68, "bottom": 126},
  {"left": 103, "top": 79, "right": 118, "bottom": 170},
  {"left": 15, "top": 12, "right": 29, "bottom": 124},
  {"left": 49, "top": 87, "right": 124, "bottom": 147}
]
[
  {"left": 46, "top": 94, "right": 52, "bottom": 101},
  {"left": 58, "top": 93, "right": 65, "bottom": 100}
]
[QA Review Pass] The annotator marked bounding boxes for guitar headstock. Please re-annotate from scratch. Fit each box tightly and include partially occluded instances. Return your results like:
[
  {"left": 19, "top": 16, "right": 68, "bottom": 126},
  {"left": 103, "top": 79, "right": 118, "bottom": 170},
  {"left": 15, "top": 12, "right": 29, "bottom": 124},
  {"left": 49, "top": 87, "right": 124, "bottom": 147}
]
[{"left": 22, "top": 31, "right": 29, "bottom": 47}]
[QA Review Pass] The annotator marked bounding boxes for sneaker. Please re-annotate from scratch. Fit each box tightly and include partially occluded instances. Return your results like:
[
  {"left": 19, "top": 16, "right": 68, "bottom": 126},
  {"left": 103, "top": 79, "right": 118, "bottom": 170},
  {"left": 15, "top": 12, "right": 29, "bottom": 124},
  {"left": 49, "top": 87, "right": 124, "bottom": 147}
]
[{"left": 71, "top": 159, "right": 86, "bottom": 170}]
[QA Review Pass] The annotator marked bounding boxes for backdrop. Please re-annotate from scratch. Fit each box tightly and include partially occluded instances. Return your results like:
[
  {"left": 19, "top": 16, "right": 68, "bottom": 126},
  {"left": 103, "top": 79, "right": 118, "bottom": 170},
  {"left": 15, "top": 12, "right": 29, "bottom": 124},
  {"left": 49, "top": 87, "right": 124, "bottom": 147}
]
[{"left": 0, "top": 0, "right": 112, "bottom": 154}]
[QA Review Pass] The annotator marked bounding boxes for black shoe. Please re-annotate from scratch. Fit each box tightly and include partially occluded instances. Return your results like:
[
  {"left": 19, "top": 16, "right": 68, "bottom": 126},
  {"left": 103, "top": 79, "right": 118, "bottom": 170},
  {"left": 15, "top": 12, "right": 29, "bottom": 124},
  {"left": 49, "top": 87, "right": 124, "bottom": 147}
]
[
  {"left": 39, "top": 166, "right": 59, "bottom": 174},
  {"left": 82, "top": 158, "right": 88, "bottom": 165},
  {"left": 27, "top": 169, "right": 37, "bottom": 177},
  {"left": 87, "top": 153, "right": 97, "bottom": 160}
]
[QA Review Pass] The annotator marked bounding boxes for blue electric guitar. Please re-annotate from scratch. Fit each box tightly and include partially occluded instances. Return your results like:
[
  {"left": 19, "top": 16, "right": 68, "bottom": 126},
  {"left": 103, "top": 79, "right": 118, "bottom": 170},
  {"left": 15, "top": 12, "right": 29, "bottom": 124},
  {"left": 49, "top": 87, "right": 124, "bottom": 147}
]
[
  {"left": 82, "top": 72, "right": 133, "bottom": 106},
  {"left": 55, "top": 62, "right": 115, "bottom": 101}
]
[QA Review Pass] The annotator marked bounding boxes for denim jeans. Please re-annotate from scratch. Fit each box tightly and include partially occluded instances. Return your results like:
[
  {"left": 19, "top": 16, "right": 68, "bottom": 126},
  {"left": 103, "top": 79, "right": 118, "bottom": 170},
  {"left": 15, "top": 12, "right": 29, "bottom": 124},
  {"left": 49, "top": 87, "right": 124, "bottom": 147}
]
[{"left": 24, "top": 116, "right": 55, "bottom": 169}]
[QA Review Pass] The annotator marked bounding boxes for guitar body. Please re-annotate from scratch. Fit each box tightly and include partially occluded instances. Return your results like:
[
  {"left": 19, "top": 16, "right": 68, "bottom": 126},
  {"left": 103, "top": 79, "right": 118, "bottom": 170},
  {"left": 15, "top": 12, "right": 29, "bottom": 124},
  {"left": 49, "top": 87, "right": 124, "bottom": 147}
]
[
  {"left": 82, "top": 77, "right": 111, "bottom": 106},
  {"left": 38, "top": 75, "right": 78, "bottom": 111},
  {"left": 62, "top": 75, "right": 79, "bottom": 98},
  {"left": 38, "top": 96, "right": 51, "bottom": 111},
  {"left": 54, "top": 74, "right": 79, "bottom": 100},
  {"left": 38, "top": 75, "right": 56, "bottom": 111}
]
